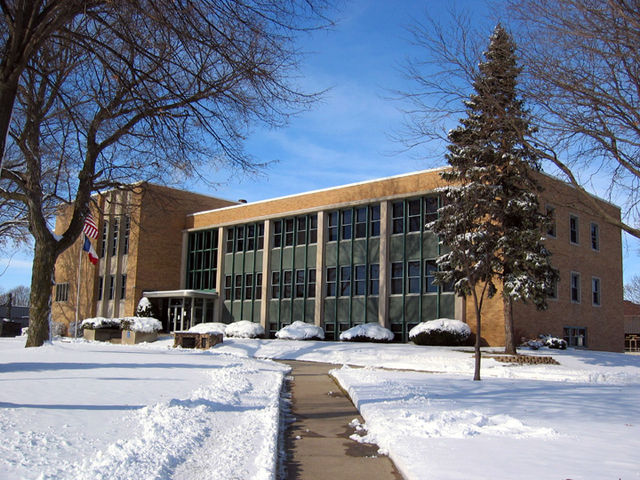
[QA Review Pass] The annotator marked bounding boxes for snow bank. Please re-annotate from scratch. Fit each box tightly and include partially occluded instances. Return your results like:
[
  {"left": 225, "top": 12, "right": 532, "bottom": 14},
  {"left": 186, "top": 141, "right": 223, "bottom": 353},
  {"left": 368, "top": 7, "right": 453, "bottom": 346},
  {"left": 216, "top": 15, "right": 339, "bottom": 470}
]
[
  {"left": 409, "top": 318, "right": 471, "bottom": 338},
  {"left": 188, "top": 322, "right": 228, "bottom": 335},
  {"left": 81, "top": 317, "right": 122, "bottom": 329},
  {"left": 225, "top": 320, "right": 265, "bottom": 339},
  {"left": 340, "top": 323, "right": 394, "bottom": 342},
  {"left": 121, "top": 317, "right": 162, "bottom": 333},
  {"left": 275, "top": 321, "right": 324, "bottom": 340}
]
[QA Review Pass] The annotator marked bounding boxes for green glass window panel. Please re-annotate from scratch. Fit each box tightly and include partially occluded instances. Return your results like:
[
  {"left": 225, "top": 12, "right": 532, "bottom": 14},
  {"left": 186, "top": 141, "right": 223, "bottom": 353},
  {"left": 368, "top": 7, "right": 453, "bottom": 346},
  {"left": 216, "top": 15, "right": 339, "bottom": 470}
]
[
  {"left": 352, "top": 239, "right": 367, "bottom": 264},
  {"left": 405, "top": 234, "right": 421, "bottom": 260},
  {"left": 325, "top": 242, "right": 337, "bottom": 265},
  {"left": 389, "top": 297, "right": 404, "bottom": 323},
  {"left": 423, "top": 233, "right": 439, "bottom": 258},
  {"left": 439, "top": 293, "right": 455, "bottom": 318},
  {"left": 389, "top": 236, "right": 404, "bottom": 262},
  {"left": 421, "top": 295, "right": 438, "bottom": 321},
  {"left": 282, "top": 247, "right": 294, "bottom": 268}
]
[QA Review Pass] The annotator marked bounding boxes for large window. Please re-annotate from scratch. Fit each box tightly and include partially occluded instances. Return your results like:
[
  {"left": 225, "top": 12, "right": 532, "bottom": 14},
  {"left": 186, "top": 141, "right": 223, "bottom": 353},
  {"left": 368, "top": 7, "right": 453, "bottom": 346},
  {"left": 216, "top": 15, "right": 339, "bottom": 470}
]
[
  {"left": 123, "top": 216, "right": 130, "bottom": 255},
  {"left": 391, "top": 196, "right": 440, "bottom": 234},
  {"left": 55, "top": 283, "right": 69, "bottom": 302},
  {"left": 590, "top": 223, "right": 599, "bottom": 251},
  {"left": 592, "top": 277, "right": 601, "bottom": 306},
  {"left": 307, "top": 269, "right": 316, "bottom": 298},
  {"left": 425, "top": 260, "right": 438, "bottom": 293},
  {"left": 355, "top": 207, "right": 367, "bottom": 238},
  {"left": 407, "top": 261, "right": 421, "bottom": 294},
  {"left": 564, "top": 326, "right": 587, "bottom": 347},
  {"left": 272, "top": 214, "right": 318, "bottom": 247},
  {"left": 226, "top": 223, "right": 264, "bottom": 253},
  {"left": 187, "top": 229, "right": 219, "bottom": 290},
  {"left": 271, "top": 271, "right": 280, "bottom": 299},
  {"left": 100, "top": 220, "right": 108, "bottom": 258},
  {"left": 392, "top": 202, "right": 404, "bottom": 234},
  {"left": 120, "top": 274, "right": 127, "bottom": 300},
  {"left": 369, "top": 264, "right": 379, "bottom": 295},
  {"left": 327, "top": 212, "right": 338, "bottom": 242},
  {"left": 569, "top": 215, "right": 579, "bottom": 244},
  {"left": 326, "top": 267, "right": 337, "bottom": 297},
  {"left": 111, "top": 218, "right": 119, "bottom": 256},
  {"left": 108, "top": 276, "right": 115, "bottom": 300},
  {"left": 370, "top": 205, "right": 380, "bottom": 236},
  {"left": 97, "top": 276, "right": 103, "bottom": 301},
  {"left": 340, "top": 266, "right": 351, "bottom": 296},
  {"left": 571, "top": 272, "right": 581, "bottom": 303},
  {"left": 341, "top": 210, "right": 352, "bottom": 240},
  {"left": 354, "top": 264, "right": 366, "bottom": 296},
  {"left": 391, "top": 262, "right": 403, "bottom": 294}
]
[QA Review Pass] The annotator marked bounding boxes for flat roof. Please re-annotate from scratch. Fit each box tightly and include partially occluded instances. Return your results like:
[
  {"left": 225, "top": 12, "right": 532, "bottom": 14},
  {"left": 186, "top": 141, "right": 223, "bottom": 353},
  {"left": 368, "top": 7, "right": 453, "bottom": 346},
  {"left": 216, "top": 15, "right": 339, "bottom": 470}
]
[{"left": 142, "top": 290, "right": 218, "bottom": 299}]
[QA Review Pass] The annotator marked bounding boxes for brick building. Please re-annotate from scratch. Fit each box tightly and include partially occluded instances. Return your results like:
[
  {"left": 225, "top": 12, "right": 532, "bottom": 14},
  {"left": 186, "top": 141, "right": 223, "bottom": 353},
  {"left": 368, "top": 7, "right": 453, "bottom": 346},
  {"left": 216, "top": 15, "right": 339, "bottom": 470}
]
[{"left": 51, "top": 169, "right": 624, "bottom": 351}]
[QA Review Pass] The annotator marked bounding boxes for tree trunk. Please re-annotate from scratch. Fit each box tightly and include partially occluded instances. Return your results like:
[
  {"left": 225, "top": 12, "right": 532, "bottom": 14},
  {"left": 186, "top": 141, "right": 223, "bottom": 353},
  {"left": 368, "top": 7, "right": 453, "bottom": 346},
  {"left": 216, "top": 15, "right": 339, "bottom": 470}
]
[
  {"left": 0, "top": 78, "right": 19, "bottom": 170},
  {"left": 503, "top": 295, "right": 517, "bottom": 355},
  {"left": 471, "top": 289, "right": 482, "bottom": 381},
  {"left": 25, "top": 241, "right": 57, "bottom": 347}
]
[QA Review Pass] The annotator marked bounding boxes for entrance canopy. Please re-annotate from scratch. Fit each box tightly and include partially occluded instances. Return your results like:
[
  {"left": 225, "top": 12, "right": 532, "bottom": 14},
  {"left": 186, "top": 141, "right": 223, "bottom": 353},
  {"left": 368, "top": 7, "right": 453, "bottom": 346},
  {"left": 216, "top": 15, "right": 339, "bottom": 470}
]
[{"left": 142, "top": 290, "right": 218, "bottom": 332}]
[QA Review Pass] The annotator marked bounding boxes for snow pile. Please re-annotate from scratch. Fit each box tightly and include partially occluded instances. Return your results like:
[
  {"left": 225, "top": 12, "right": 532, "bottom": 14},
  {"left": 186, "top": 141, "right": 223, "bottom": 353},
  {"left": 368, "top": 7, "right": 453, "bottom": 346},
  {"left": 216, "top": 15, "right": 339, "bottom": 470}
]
[
  {"left": 188, "top": 322, "right": 227, "bottom": 335},
  {"left": 225, "top": 320, "right": 265, "bottom": 339},
  {"left": 82, "top": 317, "right": 122, "bottom": 329},
  {"left": 340, "top": 323, "right": 394, "bottom": 342},
  {"left": 331, "top": 365, "right": 639, "bottom": 480},
  {"left": 409, "top": 318, "right": 471, "bottom": 346},
  {"left": 275, "top": 321, "right": 324, "bottom": 340},
  {"left": 121, "top": 317, "right": 162, "bottom": 333},
  {"left": 0, "top": 337, "right": 288, "bottom": 480}
]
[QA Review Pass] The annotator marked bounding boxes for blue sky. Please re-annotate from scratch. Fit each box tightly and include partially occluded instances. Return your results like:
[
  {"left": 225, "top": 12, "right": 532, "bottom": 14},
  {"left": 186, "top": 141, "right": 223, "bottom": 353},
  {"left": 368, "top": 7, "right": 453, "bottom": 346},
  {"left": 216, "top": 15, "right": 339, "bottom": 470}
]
[{"left": 1, "top": 0, "right": 639, "bottom": 291}]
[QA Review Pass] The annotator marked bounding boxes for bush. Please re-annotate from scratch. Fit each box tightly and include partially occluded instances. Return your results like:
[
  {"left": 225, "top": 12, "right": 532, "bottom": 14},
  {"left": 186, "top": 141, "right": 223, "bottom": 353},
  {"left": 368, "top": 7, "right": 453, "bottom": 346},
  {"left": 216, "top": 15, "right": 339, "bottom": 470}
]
[
  {"left": 276, "top": 321, "right": 324, "bottom": 340},
  {"left": 409, "top": 319, "right": 471, "bottom": 346},
  {"left": 136, "top": 297, "right": 154, "bottom": 317},
  {"left": 120, "top": 317, "right": 162, "bottom": 333},
  {"left": 225, "top": 320, "right": 265, "bottom": 339},
  {"left": 540, "top": 334, "right": 567, "bottom": 350},
  {"left": 339, "top": 323, "right": 394, "bottom": 343}
]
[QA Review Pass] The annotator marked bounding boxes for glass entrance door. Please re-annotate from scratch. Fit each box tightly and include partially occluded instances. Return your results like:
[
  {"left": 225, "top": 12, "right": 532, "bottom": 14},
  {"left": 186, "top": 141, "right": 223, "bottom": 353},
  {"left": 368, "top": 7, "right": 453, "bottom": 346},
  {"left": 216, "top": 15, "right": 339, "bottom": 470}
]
[{"left": 168, "top": 299, "right": 184, "bottom": 331}]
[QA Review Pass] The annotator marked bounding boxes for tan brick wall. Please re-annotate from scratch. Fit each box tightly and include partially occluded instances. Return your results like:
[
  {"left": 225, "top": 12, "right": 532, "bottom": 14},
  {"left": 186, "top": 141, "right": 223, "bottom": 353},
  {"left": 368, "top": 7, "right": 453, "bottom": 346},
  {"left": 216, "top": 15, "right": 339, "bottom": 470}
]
[
  {"left": 52, "top": 184, "right": 235, "bottom": 329},
  {"left": 465, "top": 173, "right": 623, "bottom": 351}
]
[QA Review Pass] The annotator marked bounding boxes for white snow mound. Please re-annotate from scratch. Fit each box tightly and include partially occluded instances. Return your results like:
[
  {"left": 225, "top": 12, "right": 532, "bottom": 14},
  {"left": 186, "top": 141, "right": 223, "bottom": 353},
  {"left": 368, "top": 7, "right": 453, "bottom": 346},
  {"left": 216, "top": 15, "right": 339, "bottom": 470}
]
[
  {"left": 121, "top": 317, "right": 162, "bottom": 333},
  {"left": 275, "top": 321, "right": 324, "bottom": 340},
  {"left": 340, "top": 323, "right": 394, "bottom": 342},
  {"left": 409, "top": 318, "right": 470, "bottom": 338},
  {"left": 225, "top": 320, "right": 265, "bottom": 338},
  {"left": 188, "top": 322, "right": 227, "bottom": 335}
]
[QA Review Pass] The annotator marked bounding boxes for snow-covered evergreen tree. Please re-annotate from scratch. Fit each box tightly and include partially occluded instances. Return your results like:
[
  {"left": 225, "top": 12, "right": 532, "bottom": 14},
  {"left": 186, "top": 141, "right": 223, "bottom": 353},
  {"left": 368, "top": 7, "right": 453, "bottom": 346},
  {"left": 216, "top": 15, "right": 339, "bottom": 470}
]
[
  {"left": 431, "top": 25, "right": 558, "bottom": 379},
  {"left": 136, "top": 297, "right": 154, "bottom": 318}
]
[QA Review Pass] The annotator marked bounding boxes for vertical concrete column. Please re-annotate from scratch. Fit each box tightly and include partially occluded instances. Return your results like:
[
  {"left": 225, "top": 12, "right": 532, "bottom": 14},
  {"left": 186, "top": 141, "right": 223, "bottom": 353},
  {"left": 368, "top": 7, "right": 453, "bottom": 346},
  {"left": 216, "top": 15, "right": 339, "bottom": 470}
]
[
  {"left": 179, "top": 230, "right": 189, "bottom": 290},
  {"left": 314, "top": 211, "right": 326, "bottom": 327},
  {"left": 260, "top": 219, "right": 272, "bottom": 331},
  {"left": 378, "top": 201, "right": 390, "bottom": 328},
  {"left": 214, "top": 226, "right": 225, "bottom": 323}
]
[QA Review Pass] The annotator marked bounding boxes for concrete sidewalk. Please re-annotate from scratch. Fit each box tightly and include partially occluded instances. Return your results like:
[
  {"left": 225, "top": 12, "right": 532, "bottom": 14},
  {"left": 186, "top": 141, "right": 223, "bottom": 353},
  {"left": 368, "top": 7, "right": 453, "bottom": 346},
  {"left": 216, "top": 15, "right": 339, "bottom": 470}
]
[{"left": 281, "top": 360, "right": 402, "bottom": 480}]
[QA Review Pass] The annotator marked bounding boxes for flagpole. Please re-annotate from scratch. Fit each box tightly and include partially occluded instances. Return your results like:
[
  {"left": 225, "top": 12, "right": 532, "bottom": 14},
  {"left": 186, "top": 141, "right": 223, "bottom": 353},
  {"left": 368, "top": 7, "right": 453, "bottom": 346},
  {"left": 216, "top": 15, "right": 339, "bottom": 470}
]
[{"left": 74, "top": 235, "right": 84, "bottom": 338}]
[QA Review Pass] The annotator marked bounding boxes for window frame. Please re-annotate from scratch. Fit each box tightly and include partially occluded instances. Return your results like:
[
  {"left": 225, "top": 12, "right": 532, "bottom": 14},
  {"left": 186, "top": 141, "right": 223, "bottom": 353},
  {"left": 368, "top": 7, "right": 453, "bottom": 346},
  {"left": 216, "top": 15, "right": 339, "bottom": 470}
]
[
  {"left": 590, "top": 222, "right": 600, "bottom": 251},
  {"left": 570, "top": 271, "right": 581, "bottom": 303},
  {"left": 55, "top": 283, "right": 69, "bottom": 302},
  {"left": 569, "top": 214, "right": 579, "bottom": 245},
  {"left": 592, "top": 276, "right": 601, "bottom": 306},
  {"left": 391, "top": 261, "right": 403, "bottom": 295}
]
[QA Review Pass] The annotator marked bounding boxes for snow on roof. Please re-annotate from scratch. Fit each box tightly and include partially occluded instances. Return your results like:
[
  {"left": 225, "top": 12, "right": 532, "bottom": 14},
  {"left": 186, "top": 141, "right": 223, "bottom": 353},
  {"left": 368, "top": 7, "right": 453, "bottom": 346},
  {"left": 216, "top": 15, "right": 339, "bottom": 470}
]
[{"left": 142, "top": 290, "right": 218, "bottom": 298}]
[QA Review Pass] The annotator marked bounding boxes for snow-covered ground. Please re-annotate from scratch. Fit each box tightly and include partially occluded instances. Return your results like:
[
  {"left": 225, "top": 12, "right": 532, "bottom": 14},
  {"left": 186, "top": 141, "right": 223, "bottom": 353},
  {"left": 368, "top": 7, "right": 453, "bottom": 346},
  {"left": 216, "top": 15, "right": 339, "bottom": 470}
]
[{"left": 1, "top": 335, "right": 639, "bottom": 479}]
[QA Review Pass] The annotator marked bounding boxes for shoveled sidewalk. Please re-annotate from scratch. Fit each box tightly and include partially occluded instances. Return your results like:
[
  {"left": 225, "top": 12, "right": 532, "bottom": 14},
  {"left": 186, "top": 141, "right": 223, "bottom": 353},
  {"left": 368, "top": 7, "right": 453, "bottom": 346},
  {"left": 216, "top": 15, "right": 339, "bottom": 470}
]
[{"left": 280, "top": 360, "right": 402, "bottom": 480}]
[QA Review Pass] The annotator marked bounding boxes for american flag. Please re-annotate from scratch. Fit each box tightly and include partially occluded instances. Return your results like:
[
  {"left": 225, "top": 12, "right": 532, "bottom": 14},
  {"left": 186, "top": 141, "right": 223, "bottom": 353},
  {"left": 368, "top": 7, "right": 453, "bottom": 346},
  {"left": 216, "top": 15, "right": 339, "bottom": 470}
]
[{"left": 82, "top": 213, "right": 99, "bottom": 239}]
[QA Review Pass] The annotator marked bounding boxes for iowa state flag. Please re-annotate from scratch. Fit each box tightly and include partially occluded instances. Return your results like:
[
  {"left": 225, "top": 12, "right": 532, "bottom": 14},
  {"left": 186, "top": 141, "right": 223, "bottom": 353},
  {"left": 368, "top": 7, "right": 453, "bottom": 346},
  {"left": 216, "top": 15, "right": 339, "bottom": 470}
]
[{"left": 82, "top": 235, "right": 99, "bottom": 265}]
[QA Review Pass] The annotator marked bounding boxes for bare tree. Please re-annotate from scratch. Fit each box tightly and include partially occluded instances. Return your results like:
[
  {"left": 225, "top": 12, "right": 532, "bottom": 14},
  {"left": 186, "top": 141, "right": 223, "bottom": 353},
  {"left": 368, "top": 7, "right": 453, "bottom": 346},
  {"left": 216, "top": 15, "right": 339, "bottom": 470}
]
[
  {"left": 624, "top": 275, "right": 640, "bottom": 304},
  {"left": 398, "top": 1, "right": 640, "bottom": 240},
  {"left": 1, "top": 0, "right": 332, "bottom": 347},
  {"left": 0, "top": 285, "right": 30, "bottom": 306}
]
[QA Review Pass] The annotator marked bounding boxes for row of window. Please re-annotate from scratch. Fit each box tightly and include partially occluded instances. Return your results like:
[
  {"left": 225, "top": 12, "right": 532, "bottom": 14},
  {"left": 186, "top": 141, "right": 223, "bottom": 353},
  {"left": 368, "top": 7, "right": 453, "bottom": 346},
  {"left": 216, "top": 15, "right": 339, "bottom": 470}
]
[
  {"left": 273, "top": 214, "right": 318, "bottom": 248},
  {"left": 54, "top": 274, "right": 127, "bottom": 303},
  {"left": 547, "top": 207, "right": 599, "bottom": 251},
  {"left": 391, "top": 197, "right": 438, "bottom": 234},
  {"left": 569, "top": 272, "right": 601, "bottom": 306},
  {"left": 226, "top": 223, "right": 265, "bottom": 253},
  {"left": 97, "top": 275, "right": 127, "bottom": 301},
  {"left": 100, "top": 215, "right": 131, "bottom": 258},
  {"left": 326, "top": 264, "right": 378, "bottom": 297},
  {"left": 327, "top": 205, "right": 380, "bottom": 241},
  {"left": 224, "top": 272, "right": 263, "bottom": 301}
]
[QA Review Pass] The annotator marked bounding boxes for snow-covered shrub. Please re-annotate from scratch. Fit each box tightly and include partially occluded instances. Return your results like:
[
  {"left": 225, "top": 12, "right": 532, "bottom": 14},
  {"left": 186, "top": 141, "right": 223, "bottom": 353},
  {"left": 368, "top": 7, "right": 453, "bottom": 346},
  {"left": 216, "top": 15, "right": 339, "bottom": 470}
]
[
  {"left": 276, "top": 321, "right": 324, "bottom": 340},
  {"left": 120, "top": 317, "right": 162, "bottom": 333},
  {"left": 525, "top": 339, "right": 544, "bottom": 350},
  {"left": 225, "top": 320, "right": 265, "bottom": 339},
  {"left": 188, "top": 322, "right": 227, "bottom": 335},
  {"left": 339, "top": 323, "right": 394, "bottom": 343},
  {"left": 540, "top": 334, "right": 567, "bottom": 350},
  {"left": 82, "top": 317, "right": 122, "bottom": 330},
  {"left": 50, "top": 321, "right": 67, "bottom": 337},
  {"left": 135, "top": 297, "right": 154, "bottom": 317},
  {"left": 409, "top": 319, "right": 471, "bottom": 346}
]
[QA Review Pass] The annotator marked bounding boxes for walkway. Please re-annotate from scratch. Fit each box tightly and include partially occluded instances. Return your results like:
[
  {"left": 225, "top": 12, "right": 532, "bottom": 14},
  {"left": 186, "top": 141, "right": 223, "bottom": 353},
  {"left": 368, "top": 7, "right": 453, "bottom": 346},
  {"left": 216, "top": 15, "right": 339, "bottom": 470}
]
[{"left": 281, "top": 360, "right": 402, "bottom": 480}]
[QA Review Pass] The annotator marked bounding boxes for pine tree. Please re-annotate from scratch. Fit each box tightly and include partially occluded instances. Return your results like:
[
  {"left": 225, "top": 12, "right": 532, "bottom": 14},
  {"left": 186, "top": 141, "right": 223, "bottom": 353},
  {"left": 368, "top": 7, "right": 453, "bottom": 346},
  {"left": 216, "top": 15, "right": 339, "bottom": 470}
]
[{"left": 431, "top": 25, "right": 558, "bottom": 380}]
